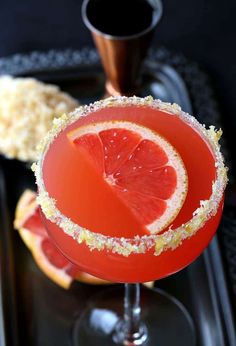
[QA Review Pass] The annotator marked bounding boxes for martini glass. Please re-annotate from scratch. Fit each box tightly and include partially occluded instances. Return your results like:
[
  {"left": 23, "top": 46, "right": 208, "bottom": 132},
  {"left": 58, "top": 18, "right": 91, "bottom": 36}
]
[
  {"left": 82, "top": 0, "right": 163, "bottom": 96},
  {"left": 33, "top": 96, "right": 227, "bottom": 345}
]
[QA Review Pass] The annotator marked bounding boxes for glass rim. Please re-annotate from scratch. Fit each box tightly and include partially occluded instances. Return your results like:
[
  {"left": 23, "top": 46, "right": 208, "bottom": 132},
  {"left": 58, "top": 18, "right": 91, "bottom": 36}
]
[
  {"left": 81, "top": 0, "right": 163, "bottom": 41},
  {"left": 32, "top": 96, "right": 228, "bottom": 257}
]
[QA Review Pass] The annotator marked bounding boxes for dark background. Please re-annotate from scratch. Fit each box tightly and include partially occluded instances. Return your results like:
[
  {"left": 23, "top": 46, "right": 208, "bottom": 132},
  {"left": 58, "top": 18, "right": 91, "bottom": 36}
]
[
  {"left": 0, "top": 2, "right": 236, "bottom": 341},
  {"left": 0, "top": 0, "right": 235, "bottom": 136}
]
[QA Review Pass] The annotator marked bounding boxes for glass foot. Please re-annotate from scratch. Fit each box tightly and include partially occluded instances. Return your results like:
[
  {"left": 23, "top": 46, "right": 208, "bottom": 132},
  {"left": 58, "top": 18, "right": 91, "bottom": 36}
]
[{"left": 72, "top": 285, "right": 196, "bottom": 346}]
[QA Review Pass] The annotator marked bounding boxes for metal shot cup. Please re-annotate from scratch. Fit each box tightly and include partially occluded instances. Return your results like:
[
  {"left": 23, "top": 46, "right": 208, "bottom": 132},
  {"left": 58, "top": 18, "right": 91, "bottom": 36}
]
[{"left": 82, "top": 0, "right": 163, "bottom": 96}]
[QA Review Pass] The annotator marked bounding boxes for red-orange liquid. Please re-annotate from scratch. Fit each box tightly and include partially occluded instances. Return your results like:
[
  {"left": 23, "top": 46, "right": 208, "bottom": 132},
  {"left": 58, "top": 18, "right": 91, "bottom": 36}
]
[{"left": 42, "top": 105, "right": 223, "bottom": 282}]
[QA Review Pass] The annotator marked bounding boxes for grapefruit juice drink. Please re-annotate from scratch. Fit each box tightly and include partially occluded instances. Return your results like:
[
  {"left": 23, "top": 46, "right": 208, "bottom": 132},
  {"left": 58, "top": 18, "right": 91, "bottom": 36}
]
[{"left": 33, "top": 96, "right": 227, "bottom": 283}]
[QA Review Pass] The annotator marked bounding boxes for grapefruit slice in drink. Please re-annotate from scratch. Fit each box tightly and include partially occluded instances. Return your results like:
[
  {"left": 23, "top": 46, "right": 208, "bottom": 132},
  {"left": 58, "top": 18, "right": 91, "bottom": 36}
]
[
  {"left": 68, "top": 121, "right": 188, "bottom": 234},
  {"left": 14, "top": 190, "right": 109, "bottom": 288}
]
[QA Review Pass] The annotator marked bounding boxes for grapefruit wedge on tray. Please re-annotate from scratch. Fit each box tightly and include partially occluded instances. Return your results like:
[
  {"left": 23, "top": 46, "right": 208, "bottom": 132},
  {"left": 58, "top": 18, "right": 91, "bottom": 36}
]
[{"left": 14, "top": 190, "right": 109, "bottom": 289}]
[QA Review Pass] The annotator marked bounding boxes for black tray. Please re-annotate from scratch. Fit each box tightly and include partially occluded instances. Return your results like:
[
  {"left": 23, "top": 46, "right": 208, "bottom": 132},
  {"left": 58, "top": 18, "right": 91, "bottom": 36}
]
[{"left": 0, "top": 47, "right": 236, "bottom": 346}]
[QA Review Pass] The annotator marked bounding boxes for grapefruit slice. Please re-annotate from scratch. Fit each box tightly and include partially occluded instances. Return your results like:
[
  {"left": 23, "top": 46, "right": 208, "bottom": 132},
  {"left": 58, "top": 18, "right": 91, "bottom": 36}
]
[
  {"left": 68, "top": 121, "right": 188, "bottom": 234},
  {"left": 14, "top": 190, "right": 109, "bottom": 289}
]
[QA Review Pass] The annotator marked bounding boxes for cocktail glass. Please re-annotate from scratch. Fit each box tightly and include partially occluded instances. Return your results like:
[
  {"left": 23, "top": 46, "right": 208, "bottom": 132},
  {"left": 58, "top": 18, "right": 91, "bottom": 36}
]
[
  {"left": 82, "top": 0, "right": 163, "bottom": 96},
  {"left": 33, "top": 97, "right": 227, "bottom": 345}
]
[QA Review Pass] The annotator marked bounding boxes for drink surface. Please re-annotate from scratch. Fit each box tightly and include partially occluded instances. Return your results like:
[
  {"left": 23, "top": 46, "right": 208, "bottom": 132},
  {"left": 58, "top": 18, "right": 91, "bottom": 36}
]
[
  {"left": 43, "top": 105, "right": 215, "bottom": 237},
  {"left": 86, "top": 0, "right": 155, "bottom": 36},
  {"left": 38, "top": 100, "right": 226, "bottom": 282}
]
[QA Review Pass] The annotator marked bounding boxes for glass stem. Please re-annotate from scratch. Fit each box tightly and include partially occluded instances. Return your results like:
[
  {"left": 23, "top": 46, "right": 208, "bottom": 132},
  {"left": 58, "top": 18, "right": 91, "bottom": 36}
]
[
  {"left": 113, "top": 283, "right": 148, "bottom": 345},
  {"left": 124, "top": 283, "right": 142, "bottom": 338}
]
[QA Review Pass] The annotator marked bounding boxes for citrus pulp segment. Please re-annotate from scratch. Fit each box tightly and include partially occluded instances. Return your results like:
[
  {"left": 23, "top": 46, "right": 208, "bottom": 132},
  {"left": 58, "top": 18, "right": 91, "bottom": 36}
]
[
  {"left": 14, "top": 190, "right": 109, "bottom": 288},
  {"left": 68, "top": 121, "right": 188, "bottom": 234}
]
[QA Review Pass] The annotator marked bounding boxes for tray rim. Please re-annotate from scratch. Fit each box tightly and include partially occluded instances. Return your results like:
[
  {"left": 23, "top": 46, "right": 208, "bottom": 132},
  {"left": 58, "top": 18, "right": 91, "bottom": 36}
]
[
  {"left": 0, "top": 169, "right": 19, "bottom": 346},
  {"left": 0, "top": 46, "right": 235, "bottom": 346}
]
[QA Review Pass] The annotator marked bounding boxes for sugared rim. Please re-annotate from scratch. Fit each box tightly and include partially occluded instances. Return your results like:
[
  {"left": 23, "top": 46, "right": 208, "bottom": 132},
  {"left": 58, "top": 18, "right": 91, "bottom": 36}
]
[{"left": 32, "top": 96, "right": 228, "bottom": 257}]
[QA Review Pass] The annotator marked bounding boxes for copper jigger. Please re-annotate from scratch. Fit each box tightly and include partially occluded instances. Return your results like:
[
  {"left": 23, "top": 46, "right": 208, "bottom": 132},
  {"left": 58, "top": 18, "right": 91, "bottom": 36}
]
[{"left": 82, "top": 0, "right": 163, "bottom": 96}]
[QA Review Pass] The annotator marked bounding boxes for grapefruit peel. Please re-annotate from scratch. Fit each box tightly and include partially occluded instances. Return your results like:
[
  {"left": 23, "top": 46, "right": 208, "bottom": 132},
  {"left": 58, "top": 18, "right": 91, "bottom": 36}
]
[{"left": 32, "top": 96, "right": 228, "bottom": 257}]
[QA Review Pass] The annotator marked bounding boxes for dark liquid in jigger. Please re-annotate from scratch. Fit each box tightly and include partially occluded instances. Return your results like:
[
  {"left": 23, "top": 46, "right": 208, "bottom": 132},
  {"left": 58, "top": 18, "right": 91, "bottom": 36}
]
[{"left": 86, "top": 0, "right": 155, "bottom": 36}]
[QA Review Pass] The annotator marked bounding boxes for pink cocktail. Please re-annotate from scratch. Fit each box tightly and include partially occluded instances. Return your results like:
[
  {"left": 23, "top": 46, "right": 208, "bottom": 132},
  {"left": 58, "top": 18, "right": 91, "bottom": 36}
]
[{"left": 33, "top": 96, "right": 227, "bottom": 345}]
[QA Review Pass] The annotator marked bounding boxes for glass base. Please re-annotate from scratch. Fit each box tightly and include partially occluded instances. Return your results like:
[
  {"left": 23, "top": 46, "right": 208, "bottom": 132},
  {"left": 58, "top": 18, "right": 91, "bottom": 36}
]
[{"left": 72, "top": 286, "right": 196, "bottom": 346}]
